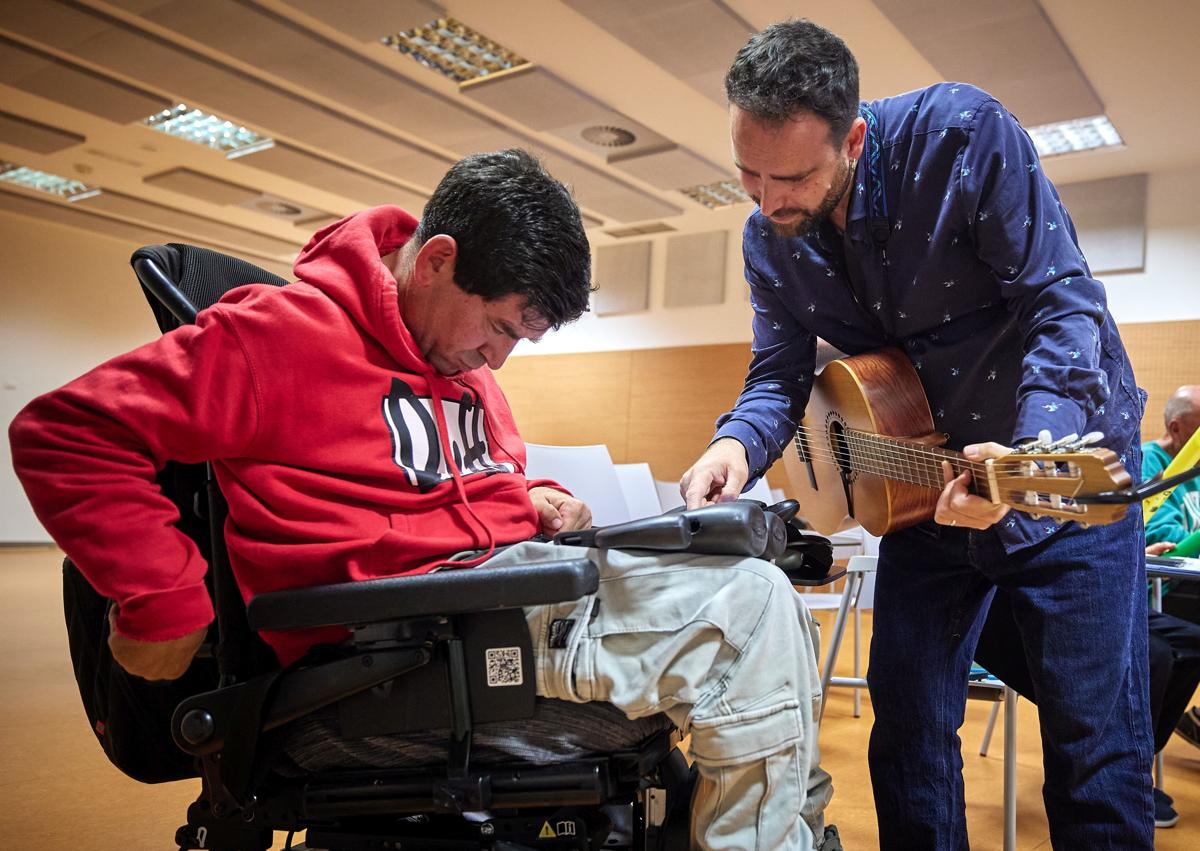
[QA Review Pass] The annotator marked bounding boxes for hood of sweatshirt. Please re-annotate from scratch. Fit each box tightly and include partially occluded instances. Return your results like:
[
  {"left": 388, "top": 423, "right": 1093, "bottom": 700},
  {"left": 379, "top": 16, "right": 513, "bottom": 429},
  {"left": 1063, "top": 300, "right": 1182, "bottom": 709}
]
[{"left": 292, "top": 205, "right": 424, "bottom": 369}]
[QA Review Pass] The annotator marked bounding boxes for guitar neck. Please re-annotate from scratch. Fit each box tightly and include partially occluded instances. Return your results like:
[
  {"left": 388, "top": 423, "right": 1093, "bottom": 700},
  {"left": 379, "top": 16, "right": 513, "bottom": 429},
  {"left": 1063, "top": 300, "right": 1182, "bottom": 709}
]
[{"left": 842, "top": 430, "right": 991, "bottom": 498}]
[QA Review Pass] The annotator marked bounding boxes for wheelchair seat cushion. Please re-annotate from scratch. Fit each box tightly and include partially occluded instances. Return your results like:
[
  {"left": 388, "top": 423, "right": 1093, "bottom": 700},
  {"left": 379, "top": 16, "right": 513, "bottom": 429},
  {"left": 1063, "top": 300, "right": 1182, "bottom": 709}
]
[{"left": 280, "top": 698, "right": 672, "bottom": 772}]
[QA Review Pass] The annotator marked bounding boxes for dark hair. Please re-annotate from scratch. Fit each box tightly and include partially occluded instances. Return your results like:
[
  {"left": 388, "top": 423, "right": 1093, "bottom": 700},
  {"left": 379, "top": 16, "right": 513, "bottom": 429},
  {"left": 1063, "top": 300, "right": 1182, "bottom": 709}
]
[
  {"left": 415, "top": 148, "right": 592, "bottom": 329},
  {"left": 725, "top": 19, "right": 860, "bottom": 142}
]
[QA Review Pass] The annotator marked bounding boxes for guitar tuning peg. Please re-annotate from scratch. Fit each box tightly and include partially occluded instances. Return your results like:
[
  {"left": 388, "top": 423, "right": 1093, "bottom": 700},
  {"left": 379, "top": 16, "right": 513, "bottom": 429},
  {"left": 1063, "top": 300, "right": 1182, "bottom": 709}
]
[
  {"left": 1047, "top": 434, "right": 1078, "bottom": 452},
  {"left": 1076, "top": 431, "right": 1105, "bottom": 447},
  {"left": 1016, "top": 429, "right": 1056, "bottom": 454}
]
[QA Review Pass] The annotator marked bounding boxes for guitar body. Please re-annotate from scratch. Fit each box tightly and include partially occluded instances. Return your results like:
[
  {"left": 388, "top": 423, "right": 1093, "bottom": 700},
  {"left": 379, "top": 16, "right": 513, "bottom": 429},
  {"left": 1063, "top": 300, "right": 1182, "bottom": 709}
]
[{"left": 782, "top": 348, "right": 943, "bottom": 536}]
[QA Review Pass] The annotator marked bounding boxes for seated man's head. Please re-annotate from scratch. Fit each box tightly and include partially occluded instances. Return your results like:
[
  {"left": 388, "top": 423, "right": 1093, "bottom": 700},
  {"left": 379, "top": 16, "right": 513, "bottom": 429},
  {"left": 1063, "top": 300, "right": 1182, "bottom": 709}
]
[
  {"left": 1162, "top": 384, "right": 1200, "bottom": 455},
  {"left": 394, "top": 148, "right": 592, "bottom": 376}
]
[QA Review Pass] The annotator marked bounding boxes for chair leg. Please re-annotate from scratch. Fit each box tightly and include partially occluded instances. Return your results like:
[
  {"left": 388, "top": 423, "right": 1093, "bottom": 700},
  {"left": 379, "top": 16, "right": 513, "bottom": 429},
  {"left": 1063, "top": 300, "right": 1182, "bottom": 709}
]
[
  {"left": 819, "top": 573, "right": 861, "bottom": 723},
  {"left": 1003, "top": 687, "right": 1017, "bottom": 851},
  {"left": 852, "top": 608, "right": 862, "bottom": 718},
  {"left": 980, "top": 700, "right": 1000, "bottom": 756}
]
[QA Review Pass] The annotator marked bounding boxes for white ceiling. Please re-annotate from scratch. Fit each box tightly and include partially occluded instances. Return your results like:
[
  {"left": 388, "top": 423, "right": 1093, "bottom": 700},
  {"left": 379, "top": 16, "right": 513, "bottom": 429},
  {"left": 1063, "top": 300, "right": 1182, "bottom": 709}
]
[{"left": 1, "top": 0, "right": 1196, "bottom": 275}]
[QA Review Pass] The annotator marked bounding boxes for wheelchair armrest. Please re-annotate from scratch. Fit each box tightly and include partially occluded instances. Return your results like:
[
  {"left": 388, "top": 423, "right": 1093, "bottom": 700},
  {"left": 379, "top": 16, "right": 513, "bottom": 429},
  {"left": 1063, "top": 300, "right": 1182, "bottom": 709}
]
[{"left": 247, "top": 558, "right": 598, "bottom": 631}]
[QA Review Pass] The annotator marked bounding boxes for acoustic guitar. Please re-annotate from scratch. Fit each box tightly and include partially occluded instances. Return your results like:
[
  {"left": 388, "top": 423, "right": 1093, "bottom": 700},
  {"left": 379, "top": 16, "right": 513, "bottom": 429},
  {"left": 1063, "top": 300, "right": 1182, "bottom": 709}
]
[{"left": 780, "top": 347, "right": 1134, "bottom": 536}]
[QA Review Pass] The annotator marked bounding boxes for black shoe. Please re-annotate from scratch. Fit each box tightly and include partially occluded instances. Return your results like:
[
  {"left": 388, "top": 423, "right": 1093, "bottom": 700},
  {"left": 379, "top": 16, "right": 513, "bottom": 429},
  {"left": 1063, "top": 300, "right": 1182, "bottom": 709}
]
[
  {"left": 1175, "top": 706, "right": 1200, "bottom": 749},
  {"left": 1155, "top": 788, "right": 1179, "bottom": 829},
  {"left": 819, "top": 824, "right": 844, "bottom": 850}
]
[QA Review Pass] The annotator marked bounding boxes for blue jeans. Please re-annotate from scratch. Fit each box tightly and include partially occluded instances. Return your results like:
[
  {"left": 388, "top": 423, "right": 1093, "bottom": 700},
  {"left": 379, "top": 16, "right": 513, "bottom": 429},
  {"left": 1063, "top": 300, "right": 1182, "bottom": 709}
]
[{"left": 867, "top": 510, "right": 1154, "bottom": 849}]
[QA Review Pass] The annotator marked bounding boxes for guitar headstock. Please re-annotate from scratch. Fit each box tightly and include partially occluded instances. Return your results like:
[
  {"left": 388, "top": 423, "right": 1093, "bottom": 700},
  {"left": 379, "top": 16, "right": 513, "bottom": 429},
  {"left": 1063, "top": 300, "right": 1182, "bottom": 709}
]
[{"left": 986, "top": 433, "right": 1132, "bottom": 526}]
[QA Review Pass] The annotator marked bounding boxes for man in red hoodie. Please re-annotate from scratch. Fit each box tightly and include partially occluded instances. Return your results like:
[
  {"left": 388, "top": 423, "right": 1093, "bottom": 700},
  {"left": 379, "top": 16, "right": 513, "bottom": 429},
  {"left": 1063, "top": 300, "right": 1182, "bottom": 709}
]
[{"left": 10, "top": 149, "right": 832, "bottom": 850}]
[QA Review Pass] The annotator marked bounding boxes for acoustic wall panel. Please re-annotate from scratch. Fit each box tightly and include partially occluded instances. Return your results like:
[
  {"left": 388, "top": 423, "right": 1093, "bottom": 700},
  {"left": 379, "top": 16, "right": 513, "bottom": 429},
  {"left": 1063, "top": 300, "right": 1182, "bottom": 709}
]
[
  {"left": 1057, "top": 173, "right": 1147, "bottom": 274},
  {"left": 664, "top": 231, "right": 726, "bottom": 307},
  {"left": 593, "top": 241, "right": 651, "bottom": 315}
]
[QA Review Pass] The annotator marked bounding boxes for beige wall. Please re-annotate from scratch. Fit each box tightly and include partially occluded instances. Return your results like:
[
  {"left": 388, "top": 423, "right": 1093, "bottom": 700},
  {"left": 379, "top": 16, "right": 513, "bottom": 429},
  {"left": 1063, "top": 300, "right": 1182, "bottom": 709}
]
[{"left": 1, "top": 210, "right": 160, "bottom": 541}]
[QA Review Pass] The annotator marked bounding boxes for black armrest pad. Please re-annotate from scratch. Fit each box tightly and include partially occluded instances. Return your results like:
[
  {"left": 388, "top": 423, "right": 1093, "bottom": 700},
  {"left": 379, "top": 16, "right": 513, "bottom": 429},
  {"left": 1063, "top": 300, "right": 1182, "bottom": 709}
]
[{"left": 247, "top": 558, "right": 598, "bottom": 631}]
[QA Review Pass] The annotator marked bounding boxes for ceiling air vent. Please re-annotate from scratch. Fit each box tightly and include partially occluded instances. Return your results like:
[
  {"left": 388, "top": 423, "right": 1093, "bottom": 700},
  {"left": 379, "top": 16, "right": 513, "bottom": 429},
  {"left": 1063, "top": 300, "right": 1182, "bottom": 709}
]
[{"left": 580, "top": 125, "right": 636, "bottom": 147}]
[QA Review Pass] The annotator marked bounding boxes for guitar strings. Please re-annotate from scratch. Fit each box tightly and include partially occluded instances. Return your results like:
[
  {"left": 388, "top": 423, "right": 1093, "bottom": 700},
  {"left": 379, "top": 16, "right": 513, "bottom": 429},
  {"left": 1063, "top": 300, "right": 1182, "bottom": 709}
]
[{"left": 789, "top": 424, "right": 1083, "bottom": 493}]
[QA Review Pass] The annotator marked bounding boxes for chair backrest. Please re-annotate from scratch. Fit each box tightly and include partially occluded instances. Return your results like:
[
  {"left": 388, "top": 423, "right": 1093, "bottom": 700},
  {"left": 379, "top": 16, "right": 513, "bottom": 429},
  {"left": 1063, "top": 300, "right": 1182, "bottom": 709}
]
[
  {"left": 654, "top": 479, "right": 686, "bottom": 513},
  {"left": 130, "top": 244, "right": 288, "bottom": 680},
  {"left": 523, "top": 443, "right": 631, "bottom": 526},
  {"left": 131, "top": 243, "right": 289, "bottom": 333},
  {"left": 613, "top": 462, "right": 664, "bottom": 520},
  {"left": 742, "top": 477, "right": 774, "bottom": 504}
]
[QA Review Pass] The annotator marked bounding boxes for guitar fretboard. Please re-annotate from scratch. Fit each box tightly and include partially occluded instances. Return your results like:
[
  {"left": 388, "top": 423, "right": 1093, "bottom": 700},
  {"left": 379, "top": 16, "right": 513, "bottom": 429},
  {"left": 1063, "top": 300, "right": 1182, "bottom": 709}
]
[{"left": 799, "top": 426, "right": 991, "bottom": 497}]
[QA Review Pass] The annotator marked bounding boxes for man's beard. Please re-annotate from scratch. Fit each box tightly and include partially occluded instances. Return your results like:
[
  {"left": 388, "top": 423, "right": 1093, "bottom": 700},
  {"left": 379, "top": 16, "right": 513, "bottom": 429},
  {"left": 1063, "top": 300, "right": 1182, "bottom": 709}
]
[{"left": 766, "top": 156, "right": 855, "bottom": 238}]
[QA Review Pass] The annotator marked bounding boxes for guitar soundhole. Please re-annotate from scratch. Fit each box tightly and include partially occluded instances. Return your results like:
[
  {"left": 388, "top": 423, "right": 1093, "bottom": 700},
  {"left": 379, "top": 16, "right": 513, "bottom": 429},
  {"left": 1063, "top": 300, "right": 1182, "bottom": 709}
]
[{"left": 828, "top": 419, "right": 854, "bottom": 479}]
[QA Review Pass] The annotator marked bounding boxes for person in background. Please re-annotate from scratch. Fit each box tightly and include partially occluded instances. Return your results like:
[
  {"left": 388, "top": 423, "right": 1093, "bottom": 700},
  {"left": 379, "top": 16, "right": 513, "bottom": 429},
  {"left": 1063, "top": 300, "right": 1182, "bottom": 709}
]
[{"left": 1142, "top": 385, "right": 1200, "bottom": 760}]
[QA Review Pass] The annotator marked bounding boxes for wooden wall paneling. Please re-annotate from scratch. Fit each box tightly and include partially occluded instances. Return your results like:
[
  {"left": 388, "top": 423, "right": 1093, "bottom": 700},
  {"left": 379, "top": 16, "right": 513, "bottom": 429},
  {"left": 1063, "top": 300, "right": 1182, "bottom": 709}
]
[
  {"left": 1119, "top": 319, "right": 1200, "bottom": 441},
  {"left": 495, "top": 350, "right": 634, "bottom": 460},
  {"left": 626, "top": 342, "right": 766, "bottom": 483}
]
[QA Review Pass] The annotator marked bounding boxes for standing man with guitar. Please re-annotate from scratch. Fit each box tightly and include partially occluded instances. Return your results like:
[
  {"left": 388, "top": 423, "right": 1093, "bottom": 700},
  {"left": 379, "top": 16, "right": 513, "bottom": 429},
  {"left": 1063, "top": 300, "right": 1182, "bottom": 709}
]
[{"left": 681, "top": 19, "right": 1153, "bottom": 849}]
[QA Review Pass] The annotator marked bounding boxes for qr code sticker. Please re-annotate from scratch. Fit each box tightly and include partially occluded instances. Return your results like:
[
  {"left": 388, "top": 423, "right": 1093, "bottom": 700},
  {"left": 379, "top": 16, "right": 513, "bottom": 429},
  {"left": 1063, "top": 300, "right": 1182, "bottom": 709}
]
[{"left": 485, "top": 646, "right": 523, "bottom": 687}]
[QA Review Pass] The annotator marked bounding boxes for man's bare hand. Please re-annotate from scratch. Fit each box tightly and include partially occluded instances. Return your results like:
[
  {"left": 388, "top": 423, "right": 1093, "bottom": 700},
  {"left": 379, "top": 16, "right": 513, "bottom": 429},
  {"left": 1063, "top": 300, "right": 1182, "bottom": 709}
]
[
  {"left": 935, "top": 442, "right": 1013, "bottom": 530},
  {"left": 1146, "top": 541, "right": 1176, "bottom": 556},
  {"left": 529, "top": 486, "right": 592, "bottom": 534},
  {"left": 680, "top": 438, "right": 750, "bottom": 510},
  {"left": 107, "top": 606, "right": 207, "bottom": 681}
]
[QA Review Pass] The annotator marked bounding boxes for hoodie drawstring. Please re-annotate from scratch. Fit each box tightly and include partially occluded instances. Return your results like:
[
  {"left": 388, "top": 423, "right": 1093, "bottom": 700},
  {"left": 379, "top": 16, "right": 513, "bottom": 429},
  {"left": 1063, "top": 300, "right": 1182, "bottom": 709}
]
[{"left": 426, "top": 375, "right": 497, "bottom": 569}]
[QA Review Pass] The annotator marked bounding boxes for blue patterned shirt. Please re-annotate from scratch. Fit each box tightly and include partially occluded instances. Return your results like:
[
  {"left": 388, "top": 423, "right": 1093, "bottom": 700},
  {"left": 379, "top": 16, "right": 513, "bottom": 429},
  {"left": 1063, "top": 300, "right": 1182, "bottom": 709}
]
[{"left": 715, "top": 83, "right": 1144, "bottom": 552}]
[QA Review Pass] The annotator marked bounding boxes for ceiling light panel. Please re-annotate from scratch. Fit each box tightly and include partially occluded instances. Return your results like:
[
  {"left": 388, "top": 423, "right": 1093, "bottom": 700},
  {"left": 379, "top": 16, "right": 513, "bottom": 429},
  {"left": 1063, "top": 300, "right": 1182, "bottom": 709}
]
[
  {"left": 0, "top": 111, "right": 85, "bottom": 154},
  {"left": 1026, "top": 115, "right": 1123, "bottom": 157},
  {"left": 680, "top": 179, "right": 750, "bottom": 210},
  {"left": 383, "top": 17, "right": 529, "bottom": 84},
  {"left": 142, "top": 104, "right": 273, "bottom": 157},
  {"left": 0, "top": 162, "right": 100, "bottom": 202}
]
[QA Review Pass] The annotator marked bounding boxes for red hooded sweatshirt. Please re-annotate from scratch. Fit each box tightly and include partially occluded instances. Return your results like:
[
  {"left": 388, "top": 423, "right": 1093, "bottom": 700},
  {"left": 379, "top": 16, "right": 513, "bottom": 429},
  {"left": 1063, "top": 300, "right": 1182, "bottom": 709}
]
[{"left": 10, "top": 207, "right": 557, "bottom": 665}]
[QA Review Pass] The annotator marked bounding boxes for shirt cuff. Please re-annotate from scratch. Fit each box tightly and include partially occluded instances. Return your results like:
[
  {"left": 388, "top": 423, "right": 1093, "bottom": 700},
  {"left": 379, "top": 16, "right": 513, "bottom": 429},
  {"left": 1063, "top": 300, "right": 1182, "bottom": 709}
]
[
  {"left": 526, "top": 478, "right": 570, "bottom": 496},
  {"left": 1012, "top": 392, "right": 1087, "bottom": 447},
  {"left": 713, "top": 421, "right": 766, "bottom": 483},
  {"left": 114, "top": 582, "right": 214, "bottom": 642}
]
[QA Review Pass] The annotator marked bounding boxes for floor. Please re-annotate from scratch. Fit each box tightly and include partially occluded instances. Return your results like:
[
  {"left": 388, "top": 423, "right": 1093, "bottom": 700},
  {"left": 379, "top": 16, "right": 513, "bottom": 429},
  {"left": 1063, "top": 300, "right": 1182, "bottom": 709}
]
[{"left": 1, "top": 544, "right": 1197, "bottom": 849}]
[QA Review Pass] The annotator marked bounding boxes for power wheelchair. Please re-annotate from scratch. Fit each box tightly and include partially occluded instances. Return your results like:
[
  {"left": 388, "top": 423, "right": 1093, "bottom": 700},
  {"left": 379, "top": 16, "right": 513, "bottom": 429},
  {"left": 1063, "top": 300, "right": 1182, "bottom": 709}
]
[{"left": 61, "top": 243, "right": 838, "bottom": 851}]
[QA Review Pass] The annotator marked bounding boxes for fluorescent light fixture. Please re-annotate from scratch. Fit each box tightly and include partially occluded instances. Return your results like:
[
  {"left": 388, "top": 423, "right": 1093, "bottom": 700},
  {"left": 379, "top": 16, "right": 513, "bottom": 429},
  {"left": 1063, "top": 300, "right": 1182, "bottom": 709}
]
[
  {"left": 142, "top": 104, "right": 273, "bottom": 158},
  {"left": 1026, "top": 115, "right": 1123, "bottom": 157},
  {"left": 0, "top": 162, "right": 100, "bottom": 201},
  {"left": 382, "top": 18, "right": 528, "bottom": 84},
  {"left": 680, "top": 179, "right": 751, "bottom": 210}
]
